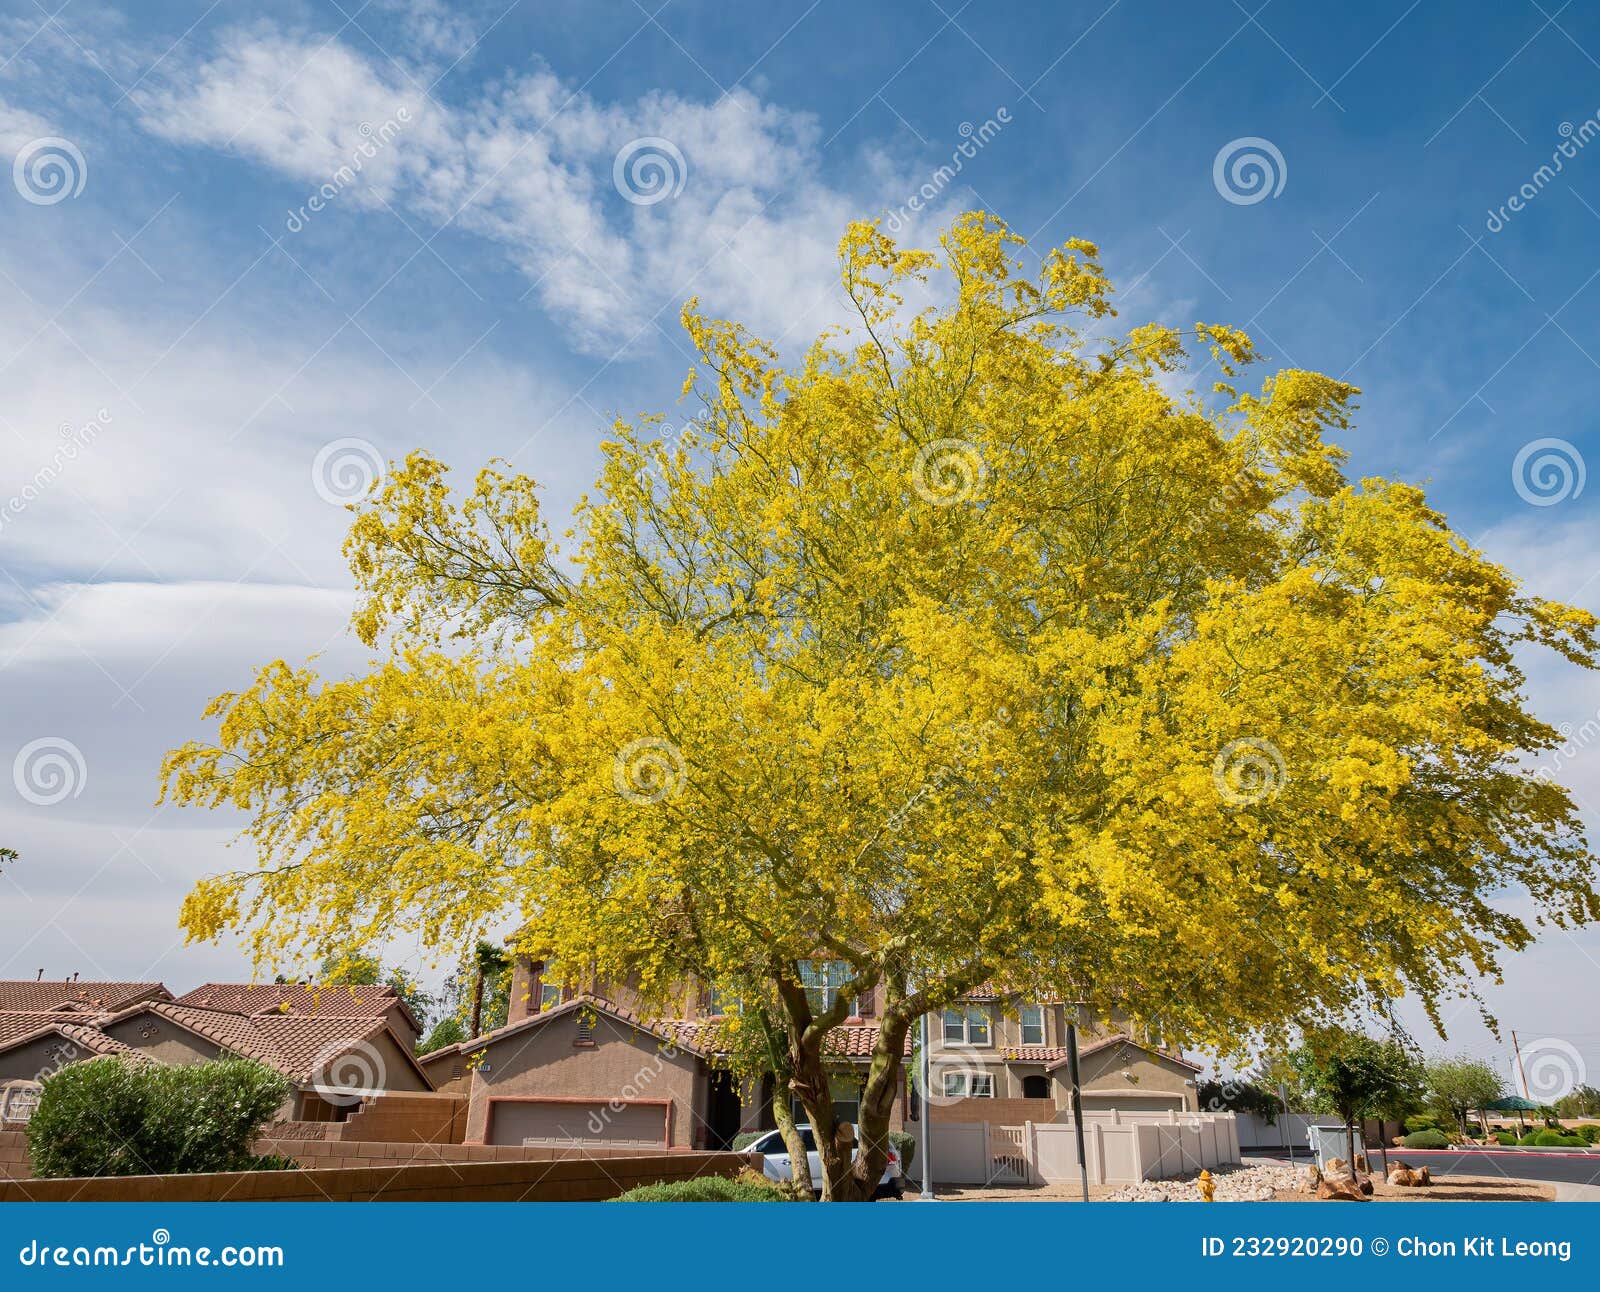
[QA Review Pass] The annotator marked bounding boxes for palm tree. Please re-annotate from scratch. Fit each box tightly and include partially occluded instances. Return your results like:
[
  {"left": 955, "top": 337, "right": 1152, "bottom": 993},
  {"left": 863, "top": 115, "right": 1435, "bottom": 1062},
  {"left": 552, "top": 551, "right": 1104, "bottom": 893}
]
[{"left": 470, "top": 940, "right": 510, "bottom": 1038}]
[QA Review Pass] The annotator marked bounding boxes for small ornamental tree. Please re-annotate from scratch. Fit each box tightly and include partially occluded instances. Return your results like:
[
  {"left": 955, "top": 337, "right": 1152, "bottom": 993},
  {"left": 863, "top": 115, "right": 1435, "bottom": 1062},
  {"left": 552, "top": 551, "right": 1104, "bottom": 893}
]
[
  {"left": 163, "top": 212, "right": 1600, "bottom": 1200},
  {"left": 27, "top": 1057, "right": 292, "bottom": 1178},
  {"left": 1291, "top": 1031, "right": 1425, "bottom": 1170},
  {"left": 1425, "top": 1055, "right": 1505, "bottom": 1134}
]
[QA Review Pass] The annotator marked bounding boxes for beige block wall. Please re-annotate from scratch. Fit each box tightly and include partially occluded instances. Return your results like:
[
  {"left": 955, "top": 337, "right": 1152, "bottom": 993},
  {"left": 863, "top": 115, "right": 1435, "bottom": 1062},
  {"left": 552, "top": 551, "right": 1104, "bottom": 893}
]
[{"left": 463, "top": 1012, "right": 702, "bottom": 1147}]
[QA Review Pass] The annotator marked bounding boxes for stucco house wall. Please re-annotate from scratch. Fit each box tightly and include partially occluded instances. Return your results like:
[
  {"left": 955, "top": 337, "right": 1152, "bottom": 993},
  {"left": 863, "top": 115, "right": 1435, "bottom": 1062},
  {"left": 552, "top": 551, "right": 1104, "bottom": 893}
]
[{"left": 463, "top": 1010, "right": 703, "bottom": 1147}]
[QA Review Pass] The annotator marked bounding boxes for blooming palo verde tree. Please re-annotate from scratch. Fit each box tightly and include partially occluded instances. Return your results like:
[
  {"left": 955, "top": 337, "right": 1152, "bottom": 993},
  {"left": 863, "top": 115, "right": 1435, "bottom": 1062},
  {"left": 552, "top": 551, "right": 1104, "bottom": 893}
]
[{"left": 163, "top": 213, "right": 1599, "bottom": 1200}]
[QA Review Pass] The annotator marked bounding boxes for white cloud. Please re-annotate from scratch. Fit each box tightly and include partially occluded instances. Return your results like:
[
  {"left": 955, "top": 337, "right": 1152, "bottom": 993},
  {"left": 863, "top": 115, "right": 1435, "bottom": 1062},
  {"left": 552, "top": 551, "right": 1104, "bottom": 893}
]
[
  {"left": 133, "top": 24, "right": 956, "bottom": 355},
  {"left": 0, "top": 94, "right": 54, "bottom": 156}
]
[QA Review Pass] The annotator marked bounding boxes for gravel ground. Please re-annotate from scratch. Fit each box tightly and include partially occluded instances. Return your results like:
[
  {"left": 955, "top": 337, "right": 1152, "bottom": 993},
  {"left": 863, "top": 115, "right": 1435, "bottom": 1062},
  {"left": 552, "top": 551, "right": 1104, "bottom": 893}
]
[{"left": 921, "top": 1163, "right": 1554, "bottom": 1202}]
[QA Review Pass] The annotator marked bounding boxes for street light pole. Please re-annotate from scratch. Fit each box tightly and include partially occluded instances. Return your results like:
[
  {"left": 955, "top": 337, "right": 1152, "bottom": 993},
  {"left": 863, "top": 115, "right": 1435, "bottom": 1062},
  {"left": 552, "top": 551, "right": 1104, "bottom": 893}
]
[{"left": 919, "top": 1008, "right": 935, "bottom": 1200}]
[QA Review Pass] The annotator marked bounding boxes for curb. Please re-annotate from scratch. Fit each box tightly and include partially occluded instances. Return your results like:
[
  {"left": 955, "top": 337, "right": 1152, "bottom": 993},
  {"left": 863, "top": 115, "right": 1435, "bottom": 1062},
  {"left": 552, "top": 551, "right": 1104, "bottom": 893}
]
[{"left": 1399, "top": 1147, "right": 1600, "bottom": 1160}]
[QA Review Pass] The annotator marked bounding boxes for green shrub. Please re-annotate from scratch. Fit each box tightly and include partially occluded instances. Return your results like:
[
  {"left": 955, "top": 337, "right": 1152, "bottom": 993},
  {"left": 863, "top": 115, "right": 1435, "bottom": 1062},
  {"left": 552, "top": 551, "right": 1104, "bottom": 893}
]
[
  {"left": 888, "top": 1130, "right": 915, "bottom": 1174},
  {"left": 1577, "top": 1124, "right": 1600, "bottom": 1145},
  {"left": 1530, "top": 1130, "right": 1569, "bottom": 1147},
  {"left": 732, "top": 1131, "right": 766, "bottom": 1152},
  {"left": 27, "top": 1056, "right": 292, "bottom": 1179},
  {"left": 1403, "top": 1114, "right": 1447, "bottom": 1135},
  {"left": 1494, "top": 1132, "right": 1518, "bottom": 1146},
  {"left": 612, "top": 1169, "right": 799, "bottom": 1201},
  {"left": 1400, "top": 1129, "right": 1449, "bottom": 1149}
]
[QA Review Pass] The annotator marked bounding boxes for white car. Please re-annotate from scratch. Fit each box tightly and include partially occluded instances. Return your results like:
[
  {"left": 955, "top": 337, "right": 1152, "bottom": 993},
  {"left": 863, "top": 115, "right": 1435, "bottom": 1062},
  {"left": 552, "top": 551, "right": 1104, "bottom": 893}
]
[{"left": 745, "top": 1126, "right": 904, "bottom": 1200}]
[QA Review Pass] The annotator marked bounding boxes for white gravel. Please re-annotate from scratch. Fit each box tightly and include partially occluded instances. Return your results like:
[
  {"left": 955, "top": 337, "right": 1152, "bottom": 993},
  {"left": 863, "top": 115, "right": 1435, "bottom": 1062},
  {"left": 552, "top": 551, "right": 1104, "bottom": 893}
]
[{"left": 1106, "top": 1163, "right": 1305, "bottom": 1202}]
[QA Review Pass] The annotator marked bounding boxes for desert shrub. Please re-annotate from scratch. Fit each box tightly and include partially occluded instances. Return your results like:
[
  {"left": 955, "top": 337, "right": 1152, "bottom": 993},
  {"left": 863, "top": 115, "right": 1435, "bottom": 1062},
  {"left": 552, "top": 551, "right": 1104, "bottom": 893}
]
[
  {"left": 612, "top": 1168, "right": 800, "bottom": 1201},
  {"left": 1494, "top": 1131, "right": 1518, "bottom": 1146},
  {"left": 1400, "top": 1129, "right": 1449, "bottom": 1149},
  {"left": 1577, "top": 1124, "right": 1600, "bottom": 1145},
  {"left": 27, "top": 1056, "right": 292, "bottom": 1179},
  {"left": 732, "top": 1131, "right": 766, "bottom": 1152},
  {"left": 1403, "top": 1113, "right": 1447, "bottom": 1135}
]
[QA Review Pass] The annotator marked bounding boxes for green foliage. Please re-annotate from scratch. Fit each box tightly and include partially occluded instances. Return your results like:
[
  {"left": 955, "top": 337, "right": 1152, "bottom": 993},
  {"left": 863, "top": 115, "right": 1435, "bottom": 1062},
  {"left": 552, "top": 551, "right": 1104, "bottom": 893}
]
[
  {"left": 244, "top": 1153, "right": 300, "bottom": 1171},
  {"left": 1576, "top": 1123, "right": 1600, "bottom": 1144},
  {"left": 1495, "top": 1131, "right": 1518, "bottom": 1146},
  {"left": 1290, "top": 1030, "right": 1425, "bottom": 1127},
  {"left": 417, "top": 1015, "right": 467, "bottom": 1055},
  {"left": 1423, "top": 1055, "right": 1504, "bottom": 1129},
  {"left": 611, "top": 1169, "right": 801, "bottom": 1201},
  {"left": 1401, "top": 1129, "right": 1449, "bottom": 1149},
  {"left": 889, "top": 1129, "right": 916, "bottom": 1172},
  {"left": 732, "top": 1131, "right": 766, "bottom": 1152},
  {"left": 27, "top": 1057, "right": 292, "bottom": 1179},
  {"left": 1404, "top": 1112, "right": 1448, "bottom": 1134},
  {"left": 1554, "top": 1086, "right": 1600, "bottom": 1119},
  {"left": 1525, "top": 1129, "right": 1584, "bottom": 1147},
  {"left": 1198, "top": 1078, "right": 1285, "bottom": 1121}
]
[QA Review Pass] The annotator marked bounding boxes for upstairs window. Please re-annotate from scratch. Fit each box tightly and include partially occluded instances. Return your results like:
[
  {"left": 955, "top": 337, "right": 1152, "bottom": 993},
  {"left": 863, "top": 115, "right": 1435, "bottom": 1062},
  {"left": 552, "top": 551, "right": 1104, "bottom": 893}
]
[
  {"left": 798, "top": 961, "right": 856, "bottom": 1015},
  {"left": 1020, "top": 1004, "right": 1045, "bottom": 1047},
  {"left": 942, "top": 1006, "right": 991, "bottom": 1046}
]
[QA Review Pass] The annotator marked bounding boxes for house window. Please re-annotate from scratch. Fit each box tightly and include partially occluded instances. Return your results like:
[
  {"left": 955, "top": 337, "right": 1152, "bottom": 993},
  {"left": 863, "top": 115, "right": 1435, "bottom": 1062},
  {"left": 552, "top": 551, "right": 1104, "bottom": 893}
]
[
  {"left": 942, "top": 1006, "right": 991, "bottom": 1046},
  {"left": 538, "top": 981, "right": 563, "bottom": 1011},
  {"left": 1020, "top": 1004, "right": 1045, "bottom": 1047},
  {"left": 942, "top": 1072, "right": 994, "bottom": 1098},
  {"left": 704, "top": 986, "right": 736, "bottom": 1017},
  {"left": 798, "top": 961, "right": 855, "bottom": 1015}
]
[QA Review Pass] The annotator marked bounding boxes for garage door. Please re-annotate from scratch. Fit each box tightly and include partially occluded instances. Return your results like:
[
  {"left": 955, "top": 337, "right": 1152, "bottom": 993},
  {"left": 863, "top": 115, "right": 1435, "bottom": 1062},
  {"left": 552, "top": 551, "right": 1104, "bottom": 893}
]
[
  {"left": 487, "top": 1099, "right": 667, "bottom": 1146},
  {"left": 1079, "top": 1093, "right": 1186, "bottom": 1113}
]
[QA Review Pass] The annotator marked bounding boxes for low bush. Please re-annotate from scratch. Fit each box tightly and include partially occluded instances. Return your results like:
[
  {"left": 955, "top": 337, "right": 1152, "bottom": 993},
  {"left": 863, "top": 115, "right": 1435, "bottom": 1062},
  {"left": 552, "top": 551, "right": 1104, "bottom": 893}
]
[
  {"left": 27, "top": 1056, "right": 292, "bottom": 1179},
  {"left": 888, "top": 1130, "right": 916, "bottom": 1174},
  {"left": 731, "top": 1131, "right": 766, "bottom": 1152},
  {"left": 1494, "top": 1132, "right": 1518, "bottom": 1146},
  {"left": 1400, "top": 1129, "right": 1449, "bottom": 1149},
  {"left": 1577, "top": 1124, "right": 1600, "bottom": 1145},
  {"left": 612, "top": 1169, "right": 800, "bottom": 1202},
  {"left": 1403, "top": 1113, "right": 1447, "bottom": 1135}
]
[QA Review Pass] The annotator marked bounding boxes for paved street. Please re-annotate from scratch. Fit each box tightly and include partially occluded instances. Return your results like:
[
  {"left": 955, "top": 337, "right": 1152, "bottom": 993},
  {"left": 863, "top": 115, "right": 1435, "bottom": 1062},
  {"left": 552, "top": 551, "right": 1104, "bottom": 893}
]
[{"left": 1259, "top": 1149, "right": 1600, "bottom": 1189}]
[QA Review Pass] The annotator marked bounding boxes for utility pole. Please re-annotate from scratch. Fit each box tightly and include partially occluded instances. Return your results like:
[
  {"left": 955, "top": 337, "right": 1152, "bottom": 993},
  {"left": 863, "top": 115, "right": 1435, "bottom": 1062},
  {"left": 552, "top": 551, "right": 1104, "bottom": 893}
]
[
  {"left": 1512, "top": 1030, "right": 1531, "bottom": 1102},
  {"left": 1066, "top": 1021, "right": 1089, "bottom": 1203},
  {"left": 1280, "top": 1082, "right": 1294, "bottom": 1166},
  {"left": 919, "top": 1009, "right": 935, "bottom": 1200}
]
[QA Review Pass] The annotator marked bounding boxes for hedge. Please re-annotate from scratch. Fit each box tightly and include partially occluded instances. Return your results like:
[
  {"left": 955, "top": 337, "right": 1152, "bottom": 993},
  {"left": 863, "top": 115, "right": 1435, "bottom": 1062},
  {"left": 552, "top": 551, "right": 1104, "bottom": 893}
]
[
  {"left": 27, "top": 1056, "right": 293, "bottom": 1179},
  {"left": 612, "top": 1170, "right": 799, "bottom": 1201},
  {"left": 1400, "top": 1129, "right": 1449, "bottom": 1149}
]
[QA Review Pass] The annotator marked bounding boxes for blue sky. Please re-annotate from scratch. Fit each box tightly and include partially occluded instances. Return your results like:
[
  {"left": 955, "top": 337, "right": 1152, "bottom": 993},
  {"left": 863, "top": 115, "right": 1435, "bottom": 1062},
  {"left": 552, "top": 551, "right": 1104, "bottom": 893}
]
[{"left": 2, "top": 0, "right": 1599, "bottom": 1088}]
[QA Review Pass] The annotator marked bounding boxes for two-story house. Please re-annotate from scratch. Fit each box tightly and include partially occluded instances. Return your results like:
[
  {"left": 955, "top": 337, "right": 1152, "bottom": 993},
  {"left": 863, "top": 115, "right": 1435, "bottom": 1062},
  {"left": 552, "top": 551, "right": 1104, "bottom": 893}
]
[{"left": 926, "top": 984, "right": 1201, "bottom": 1119}]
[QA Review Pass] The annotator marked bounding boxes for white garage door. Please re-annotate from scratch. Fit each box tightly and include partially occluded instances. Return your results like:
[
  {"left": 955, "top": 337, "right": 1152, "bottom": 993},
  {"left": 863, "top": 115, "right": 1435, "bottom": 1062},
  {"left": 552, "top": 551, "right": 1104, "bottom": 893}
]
[{"left": 487, "top": 1099, "right": 666, "bottom": 1146}]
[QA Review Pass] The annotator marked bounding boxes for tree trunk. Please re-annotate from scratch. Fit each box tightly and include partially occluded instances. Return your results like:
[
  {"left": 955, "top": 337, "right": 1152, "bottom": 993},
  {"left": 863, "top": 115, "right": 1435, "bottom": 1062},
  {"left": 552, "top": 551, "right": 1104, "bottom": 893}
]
[
  {"left": 470, "top": 971, "right": 485, "bottom": 1039},
  {"left": 771, "top": 1076, "right": 813, "bottom": 1194},
  {"left": 1345, "top": 1113, "right": 1356, "bottom": 1173}
]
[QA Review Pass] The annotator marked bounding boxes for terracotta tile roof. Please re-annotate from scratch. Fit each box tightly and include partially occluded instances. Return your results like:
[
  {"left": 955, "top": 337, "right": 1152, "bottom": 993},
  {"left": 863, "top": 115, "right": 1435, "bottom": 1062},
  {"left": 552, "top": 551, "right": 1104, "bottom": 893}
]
[
  {"left": 0, "top": 1012, "right": 144, "bottom": 1062},
  {"left": 993, "top": 1046, "right": 1071, "bottom": 1062},
  {"left": 0, "top": 981, "right": 168, "bottom": 1013},
  {"left": 111, "top": 1002, "right": 401, "bottom": 1086},
  {"left": 173, "top": 982, "right": 420, "bottom": 1033},
  {"left": 454, "top": 995, "right": 912, "bottom": 1062}
]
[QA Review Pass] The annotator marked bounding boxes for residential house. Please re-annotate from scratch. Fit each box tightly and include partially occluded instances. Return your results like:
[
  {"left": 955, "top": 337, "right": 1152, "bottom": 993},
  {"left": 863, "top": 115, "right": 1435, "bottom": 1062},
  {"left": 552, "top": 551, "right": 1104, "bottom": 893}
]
[
  {"left": 0, "top": 981, "right": 433, "bottom": 1123},
  {"left": 418, "top": 955, "right": 910, "bottom": 1149},
  {"left": 927, "top": 984, "right": 1201, "bottom": 1118}
]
